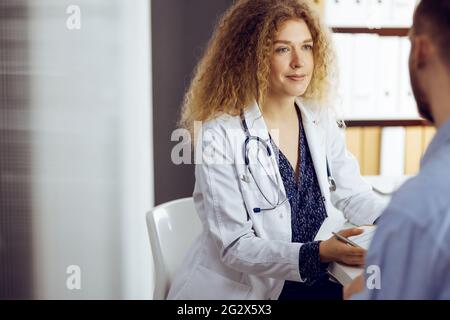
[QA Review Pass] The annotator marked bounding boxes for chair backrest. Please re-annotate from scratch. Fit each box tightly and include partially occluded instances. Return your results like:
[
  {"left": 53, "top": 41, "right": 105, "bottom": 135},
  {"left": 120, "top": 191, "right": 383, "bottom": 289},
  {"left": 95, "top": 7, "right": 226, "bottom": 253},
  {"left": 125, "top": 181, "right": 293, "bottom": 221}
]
[{"left": 146, "top": 197, "right": 201, "bottom": 299}]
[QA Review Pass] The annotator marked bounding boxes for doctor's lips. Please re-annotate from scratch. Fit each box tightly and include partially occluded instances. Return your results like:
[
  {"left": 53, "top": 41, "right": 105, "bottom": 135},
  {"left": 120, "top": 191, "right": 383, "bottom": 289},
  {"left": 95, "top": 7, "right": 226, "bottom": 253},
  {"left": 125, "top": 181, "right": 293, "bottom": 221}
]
[{"left": 286, "top": 74, "right": 307, "bottom": 81}]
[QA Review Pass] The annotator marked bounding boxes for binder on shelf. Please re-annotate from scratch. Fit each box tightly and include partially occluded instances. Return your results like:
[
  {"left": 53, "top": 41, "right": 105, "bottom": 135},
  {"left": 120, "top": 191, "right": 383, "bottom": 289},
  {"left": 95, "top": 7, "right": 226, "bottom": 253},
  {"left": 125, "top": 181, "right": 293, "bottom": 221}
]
[
  {"left": 404, "top": 126, "right": 423, "bottom": 174},
  {"left": 333, "top": 33, "right": 354, "bottom": 119},
  {"left": 325, "top": 0, "right": 349, "bottom": 27},
  {"left": 377, "top": 36, "right": 401, "bottom": 119},
  {"left": 351, "top": 34, "right": 378, "bottom": 119},
  {"left": 391, "top": 0, "right": 416, "bottom": 28},
  {"left": 345, "top": 127, "right": 363, "bottom": 162},
  {"left": 380, "top": 127, "right": 406, "bottom": 176},
  {"left": 333, "top": 34, "right": 418, "bottom": 120},
  {"left": 350, "top": 0, "right": 369, "bottom": 27},
  {"left": 365, "top": 0, "right": 389, "bottom": 28},
  {"left": 327, "top": 0, "right": 418, "bottom": 121},
  {"left": 361, "top": 127, "right": 381, "bottom": 175},
  {"left": 399, "top": 38, "right": 419, "bottom": 118},
  {"left": 326, "top": 0, "right": 415, "bottom": 28}
]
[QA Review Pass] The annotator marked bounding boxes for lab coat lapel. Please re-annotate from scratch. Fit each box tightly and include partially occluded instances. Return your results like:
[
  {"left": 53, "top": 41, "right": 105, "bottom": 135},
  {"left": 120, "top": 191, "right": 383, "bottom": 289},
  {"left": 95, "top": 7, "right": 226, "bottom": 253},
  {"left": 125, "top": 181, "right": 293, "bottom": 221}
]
[
  {"left": 297, "top": 101, "right": 329, "bottom": 202},
  {"left": 243, "top": 99, "right": 343, "bottom": 223},
  {"left": 243, "top": 102, "right": 287, "bottom": 201},
  {"left": 297, "top": 99, "right": 344, "bottom": 224}
]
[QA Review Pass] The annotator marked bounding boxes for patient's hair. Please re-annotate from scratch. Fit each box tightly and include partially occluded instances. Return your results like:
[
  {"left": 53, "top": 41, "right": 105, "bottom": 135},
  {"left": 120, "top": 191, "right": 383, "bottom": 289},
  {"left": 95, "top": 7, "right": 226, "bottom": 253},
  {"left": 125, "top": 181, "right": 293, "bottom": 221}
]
[{"left": 414, "top": 0, "right": 450, "bottom": 70}]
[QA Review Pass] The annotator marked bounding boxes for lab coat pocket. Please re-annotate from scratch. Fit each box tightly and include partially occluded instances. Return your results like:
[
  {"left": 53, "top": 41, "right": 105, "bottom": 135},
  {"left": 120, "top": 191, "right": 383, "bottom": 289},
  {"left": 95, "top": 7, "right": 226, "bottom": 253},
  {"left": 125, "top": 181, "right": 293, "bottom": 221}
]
[
  {"left": 238, "top": 174, "right": 289, "bottom": 240},
  {"left": 183, "top": 265, "right": 251, "bottom": 300},
  {"left": 261, "top": 205, "right": 290, "bottom": 241},
  {"left": 238, "top": 179, "right": 265, "bottom": 234}
]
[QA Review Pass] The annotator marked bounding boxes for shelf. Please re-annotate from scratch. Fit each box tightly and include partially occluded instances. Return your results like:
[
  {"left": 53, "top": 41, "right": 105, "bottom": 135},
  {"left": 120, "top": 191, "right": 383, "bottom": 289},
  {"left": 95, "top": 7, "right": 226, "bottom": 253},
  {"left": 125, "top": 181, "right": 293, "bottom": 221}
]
[
  {"left": 344, "top": 119, "right": 430, "bottom": 127},
  {"left": 332, "top": 27, "right": 410, "bottom": 37}
]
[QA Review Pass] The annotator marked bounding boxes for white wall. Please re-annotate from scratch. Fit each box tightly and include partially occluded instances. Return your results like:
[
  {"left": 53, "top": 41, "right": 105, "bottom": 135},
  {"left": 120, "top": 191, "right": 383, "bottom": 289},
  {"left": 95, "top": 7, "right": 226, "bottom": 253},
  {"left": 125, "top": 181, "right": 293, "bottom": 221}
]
[
  {"left": 118, "top": 0, "right": 154, "bottom": 300},
  {"left": 29, "top": 0, "right": 153, "bottom": 299}
]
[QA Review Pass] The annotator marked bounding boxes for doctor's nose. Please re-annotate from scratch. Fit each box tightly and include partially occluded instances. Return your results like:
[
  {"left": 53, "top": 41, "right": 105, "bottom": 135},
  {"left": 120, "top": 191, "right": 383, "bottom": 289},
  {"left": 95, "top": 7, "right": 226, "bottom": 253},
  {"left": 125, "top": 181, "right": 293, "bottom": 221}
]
[{"left": 291, "top": 52, "right": 305, "bottom": 69}]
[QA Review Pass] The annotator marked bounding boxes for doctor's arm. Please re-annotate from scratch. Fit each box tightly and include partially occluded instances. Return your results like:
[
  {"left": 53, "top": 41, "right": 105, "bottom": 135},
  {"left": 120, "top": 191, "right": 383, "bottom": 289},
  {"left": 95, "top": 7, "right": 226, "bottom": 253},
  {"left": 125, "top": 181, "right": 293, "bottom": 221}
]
[{"left": 327, "top": 118, "right": 388, "bottom": 226}]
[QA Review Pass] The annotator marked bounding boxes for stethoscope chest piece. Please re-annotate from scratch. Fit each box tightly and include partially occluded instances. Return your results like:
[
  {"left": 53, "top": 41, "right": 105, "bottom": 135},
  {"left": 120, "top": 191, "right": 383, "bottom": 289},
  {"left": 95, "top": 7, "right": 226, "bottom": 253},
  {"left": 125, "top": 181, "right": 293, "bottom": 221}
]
[
  {"left": 326, "top": 156, "right": 336, "bottom": 193},
  {"left": 328, "top": 176, "right": 337, "bottom": 192}
]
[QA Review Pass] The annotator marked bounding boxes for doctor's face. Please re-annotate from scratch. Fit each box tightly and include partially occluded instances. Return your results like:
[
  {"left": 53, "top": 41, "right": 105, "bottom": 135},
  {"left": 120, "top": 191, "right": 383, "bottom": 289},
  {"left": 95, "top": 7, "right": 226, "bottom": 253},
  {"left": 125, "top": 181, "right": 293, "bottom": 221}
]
[{"left": 268, "top": 19, "right": 314, "bottom": 99}]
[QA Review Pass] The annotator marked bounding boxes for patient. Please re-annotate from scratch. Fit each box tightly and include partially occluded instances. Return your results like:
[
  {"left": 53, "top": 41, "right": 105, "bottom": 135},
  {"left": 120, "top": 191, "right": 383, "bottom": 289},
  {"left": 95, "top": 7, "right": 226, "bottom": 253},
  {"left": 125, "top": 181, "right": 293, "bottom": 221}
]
[{"left": 345, "top": 0, "right": 450, "bottom": 300}]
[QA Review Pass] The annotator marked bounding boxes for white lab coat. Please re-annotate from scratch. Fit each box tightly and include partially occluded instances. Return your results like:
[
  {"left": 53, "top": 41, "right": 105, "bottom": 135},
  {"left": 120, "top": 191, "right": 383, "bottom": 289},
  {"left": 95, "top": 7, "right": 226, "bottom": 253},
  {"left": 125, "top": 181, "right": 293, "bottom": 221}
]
[{"left": 167, "top": 98, "right": 387, "bottom": 300}]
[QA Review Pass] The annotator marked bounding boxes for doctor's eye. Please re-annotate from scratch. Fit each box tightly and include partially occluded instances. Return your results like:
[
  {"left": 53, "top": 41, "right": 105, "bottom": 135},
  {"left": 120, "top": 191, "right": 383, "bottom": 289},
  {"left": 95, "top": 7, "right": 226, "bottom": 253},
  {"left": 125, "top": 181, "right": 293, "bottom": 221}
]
[
  {"left": 275, "top": 47, "right": 290, "bottom": 54},
  {"left": 302, "top": 44, "right": 314, "bottom": 51}
]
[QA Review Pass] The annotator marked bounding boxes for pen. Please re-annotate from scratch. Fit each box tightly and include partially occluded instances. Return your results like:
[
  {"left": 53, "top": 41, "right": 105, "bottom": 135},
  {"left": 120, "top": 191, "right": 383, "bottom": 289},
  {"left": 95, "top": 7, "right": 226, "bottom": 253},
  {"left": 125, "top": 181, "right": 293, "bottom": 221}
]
[{"left": 331, "top": 231, "right": 362, "bottom": 248}]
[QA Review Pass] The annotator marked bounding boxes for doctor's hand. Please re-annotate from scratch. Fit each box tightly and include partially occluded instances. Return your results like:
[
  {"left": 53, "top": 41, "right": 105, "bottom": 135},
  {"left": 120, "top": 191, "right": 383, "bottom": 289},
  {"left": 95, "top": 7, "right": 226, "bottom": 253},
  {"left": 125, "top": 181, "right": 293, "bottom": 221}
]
[{"left": 319, "top": 228, "right": 366, "bottom": 266}]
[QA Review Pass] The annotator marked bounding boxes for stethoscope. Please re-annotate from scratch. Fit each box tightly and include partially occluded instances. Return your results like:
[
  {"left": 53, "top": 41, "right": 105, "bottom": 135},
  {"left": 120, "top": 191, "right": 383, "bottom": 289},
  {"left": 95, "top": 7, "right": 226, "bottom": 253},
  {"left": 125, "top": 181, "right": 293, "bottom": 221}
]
[{"left": 240, "top": 113, "right": 337, "bottom": 214}]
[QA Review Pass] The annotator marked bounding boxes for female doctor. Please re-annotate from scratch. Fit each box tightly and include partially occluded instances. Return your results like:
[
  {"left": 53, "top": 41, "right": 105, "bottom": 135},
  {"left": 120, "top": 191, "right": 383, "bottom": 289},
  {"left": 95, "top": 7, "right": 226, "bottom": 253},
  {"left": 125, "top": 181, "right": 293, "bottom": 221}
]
[{"left": 168, "top": 0, "right": 387, "bottom": 300}]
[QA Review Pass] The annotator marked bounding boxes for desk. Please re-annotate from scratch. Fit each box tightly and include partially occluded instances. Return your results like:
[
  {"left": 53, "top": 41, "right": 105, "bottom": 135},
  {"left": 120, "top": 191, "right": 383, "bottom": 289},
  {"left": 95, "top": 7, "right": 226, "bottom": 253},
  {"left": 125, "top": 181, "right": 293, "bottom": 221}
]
[
  {"left": 325, "top": 176, "right": 412, "bottom": 285},
  {"left": 363, "top": 175, "right": 413, "bottom": 197}
]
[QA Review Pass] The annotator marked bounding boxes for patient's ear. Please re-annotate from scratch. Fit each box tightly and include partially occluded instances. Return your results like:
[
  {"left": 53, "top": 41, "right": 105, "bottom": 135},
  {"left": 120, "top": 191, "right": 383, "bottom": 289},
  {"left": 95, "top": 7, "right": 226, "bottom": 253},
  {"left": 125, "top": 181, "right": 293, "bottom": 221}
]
[{"left": 411, "top": 35, "right": 433, "bottom": 70}]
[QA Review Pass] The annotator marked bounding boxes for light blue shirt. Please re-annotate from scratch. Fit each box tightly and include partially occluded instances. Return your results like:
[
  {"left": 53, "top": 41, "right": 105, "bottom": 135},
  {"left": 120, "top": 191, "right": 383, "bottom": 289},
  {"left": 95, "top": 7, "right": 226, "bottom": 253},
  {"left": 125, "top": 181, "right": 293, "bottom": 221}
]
[{"left": 356, "top": 118, "right": 450, "bottom": 300}]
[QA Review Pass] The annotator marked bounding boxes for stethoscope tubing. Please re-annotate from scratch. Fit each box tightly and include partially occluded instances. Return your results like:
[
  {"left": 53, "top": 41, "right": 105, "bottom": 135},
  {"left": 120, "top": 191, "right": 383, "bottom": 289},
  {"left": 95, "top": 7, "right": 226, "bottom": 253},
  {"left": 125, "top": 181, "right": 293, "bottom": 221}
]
[{"left": 240, "top": 113, "right": 336, "bottom": 213}]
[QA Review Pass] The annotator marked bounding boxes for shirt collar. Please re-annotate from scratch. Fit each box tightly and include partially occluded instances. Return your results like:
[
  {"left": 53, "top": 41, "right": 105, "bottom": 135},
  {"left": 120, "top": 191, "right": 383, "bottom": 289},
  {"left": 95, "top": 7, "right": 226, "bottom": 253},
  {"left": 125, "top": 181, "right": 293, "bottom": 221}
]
[
  {"left": 421, "top": 118, "right": 450, "bottom": 167},
  {"left": 243, "top": 98, "right": 318, "bottom": 129}
]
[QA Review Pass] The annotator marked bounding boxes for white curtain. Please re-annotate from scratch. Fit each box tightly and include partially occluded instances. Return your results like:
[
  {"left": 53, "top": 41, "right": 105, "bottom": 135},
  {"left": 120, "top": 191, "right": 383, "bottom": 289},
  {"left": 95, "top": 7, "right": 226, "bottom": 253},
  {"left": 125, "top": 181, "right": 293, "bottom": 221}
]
[{"left": 29, "top": 0, "right": 153, "bottom": 299}]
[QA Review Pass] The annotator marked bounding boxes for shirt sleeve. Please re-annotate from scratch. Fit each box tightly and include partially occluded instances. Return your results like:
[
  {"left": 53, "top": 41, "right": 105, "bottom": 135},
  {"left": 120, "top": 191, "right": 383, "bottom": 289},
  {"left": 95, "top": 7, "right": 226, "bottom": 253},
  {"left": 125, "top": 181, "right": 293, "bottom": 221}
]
[
  {"left": 356, "top": 205, "right": 429, "bottom": 299},
  {"left": 298, "top": 241, "right": 329, "bottom": 285}
]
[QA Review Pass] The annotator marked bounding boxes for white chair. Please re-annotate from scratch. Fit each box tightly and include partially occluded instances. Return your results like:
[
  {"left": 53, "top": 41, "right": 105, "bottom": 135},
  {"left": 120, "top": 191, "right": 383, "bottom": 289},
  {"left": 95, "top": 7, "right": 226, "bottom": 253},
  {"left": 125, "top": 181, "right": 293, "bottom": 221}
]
[{"left": 146, "top": 197, "right": 202, "bottom": 300}]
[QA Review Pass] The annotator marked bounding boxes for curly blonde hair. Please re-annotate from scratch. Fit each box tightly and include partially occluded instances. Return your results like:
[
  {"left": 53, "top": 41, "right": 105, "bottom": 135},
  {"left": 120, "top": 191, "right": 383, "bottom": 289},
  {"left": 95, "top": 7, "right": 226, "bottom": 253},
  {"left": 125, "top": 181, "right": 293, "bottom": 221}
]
[{"left": 180, "top": 0, "right": 335, "bottom": 134}]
